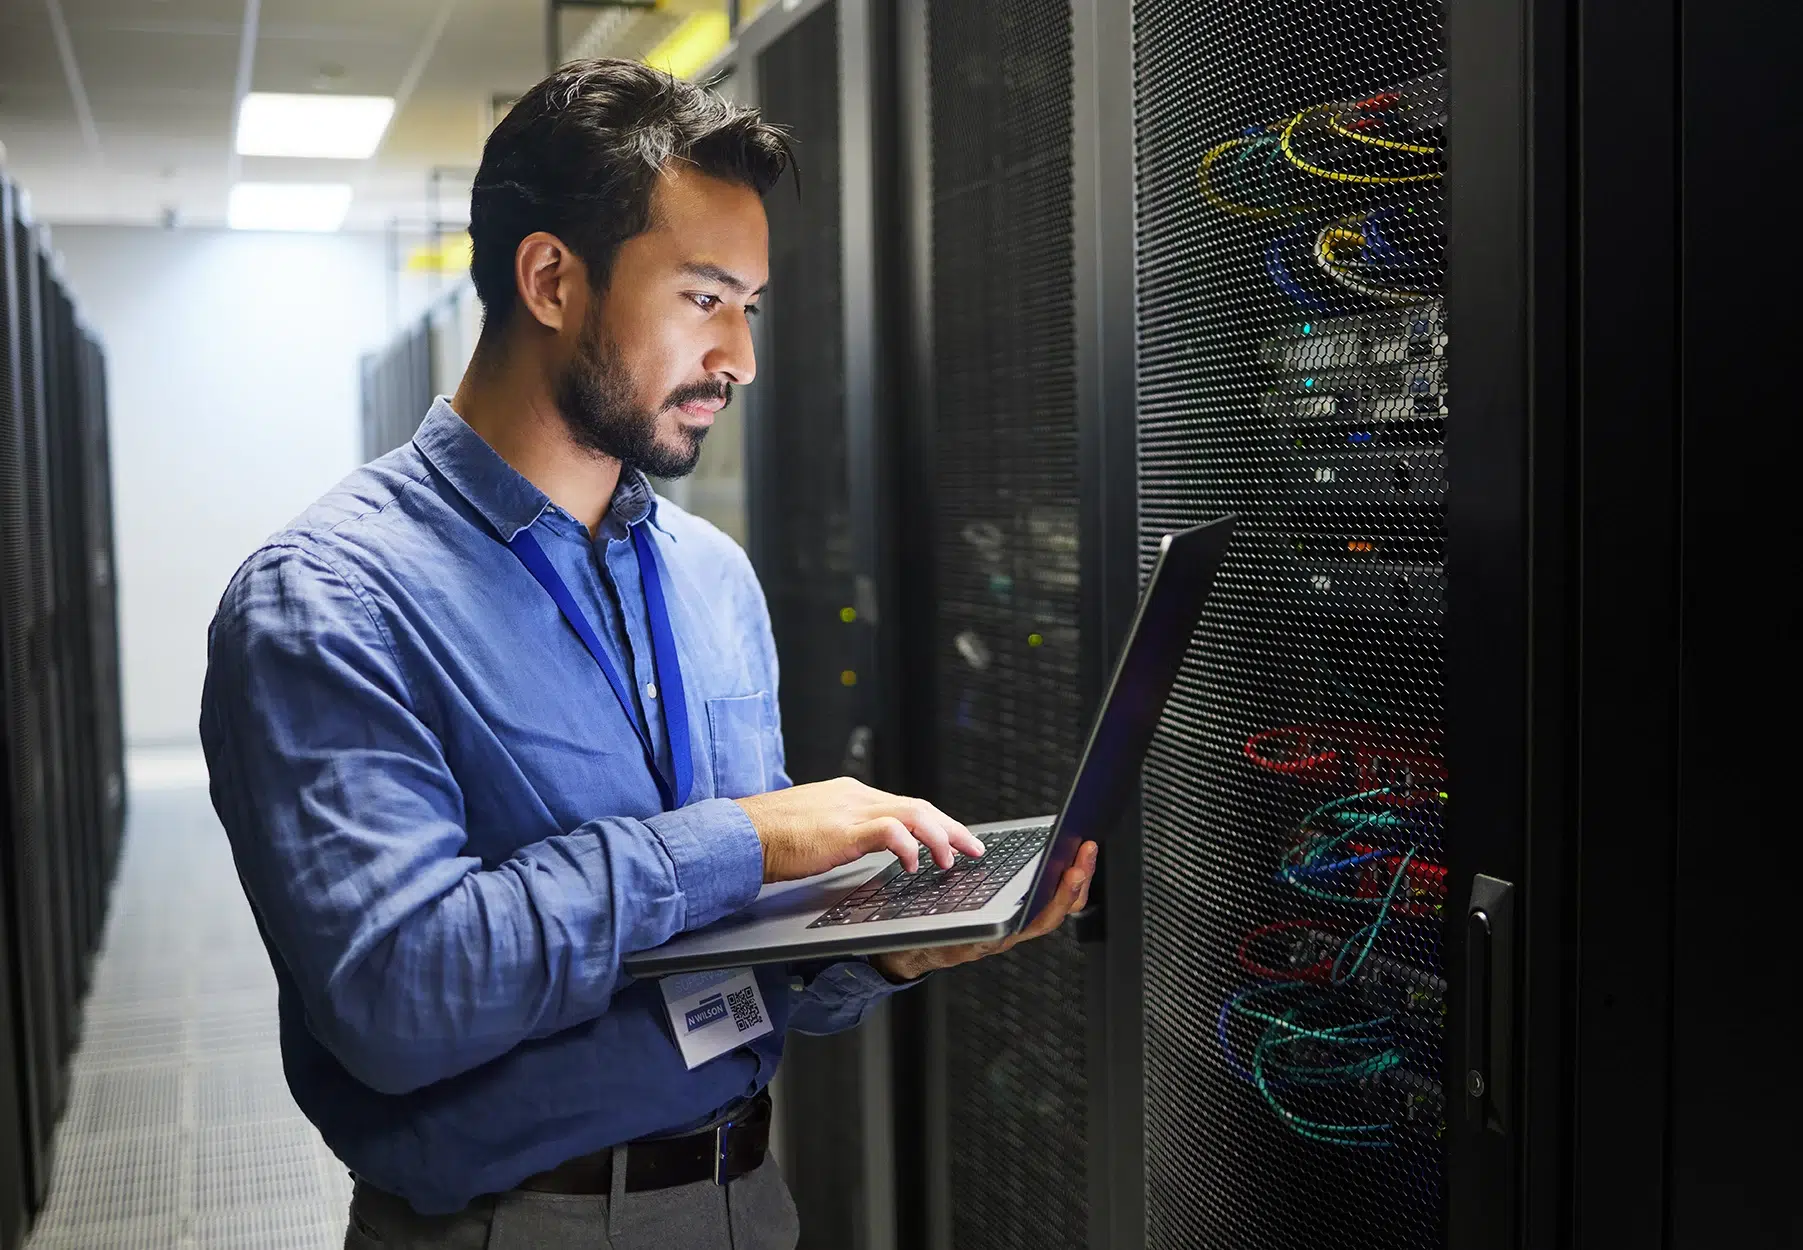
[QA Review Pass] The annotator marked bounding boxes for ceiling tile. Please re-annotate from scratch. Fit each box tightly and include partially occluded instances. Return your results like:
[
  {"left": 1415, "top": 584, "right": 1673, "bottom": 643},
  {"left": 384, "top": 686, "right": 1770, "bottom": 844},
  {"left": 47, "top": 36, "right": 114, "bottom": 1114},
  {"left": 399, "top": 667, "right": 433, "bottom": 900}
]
[
  {"left": 248, "top": 37, "right": 419, "bottom": 97},
  {"left": 65, "top": 25, "right": 240, "bottom": 94},
  {"left": 60, "top": 0, "right": 248, "bottom": 25},
  {"left": 7, "top": 0, "right": 560, "bottom": 226}
]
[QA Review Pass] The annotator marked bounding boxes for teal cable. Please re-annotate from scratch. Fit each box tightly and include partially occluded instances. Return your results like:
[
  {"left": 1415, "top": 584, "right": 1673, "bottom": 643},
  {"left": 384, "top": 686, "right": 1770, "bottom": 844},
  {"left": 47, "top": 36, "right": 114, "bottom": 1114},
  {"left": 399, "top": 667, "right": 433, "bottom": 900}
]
[
  {"left": 1250, "top": 1013, "right": 1396, "bottom": 1146},
  {"left": 1330, "top": 846, "right": 1420, "bottom": 984}
]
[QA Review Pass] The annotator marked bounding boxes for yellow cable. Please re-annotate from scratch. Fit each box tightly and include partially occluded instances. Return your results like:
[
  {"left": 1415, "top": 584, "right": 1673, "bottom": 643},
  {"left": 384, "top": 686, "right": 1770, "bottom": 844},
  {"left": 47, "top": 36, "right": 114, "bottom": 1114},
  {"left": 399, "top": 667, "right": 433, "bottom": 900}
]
[
  {"left": 1197, "top": 138, "right": 1296, "bottom": 219},
  {"left": 1279, "top": 107, "right": 1443, "bottom": 185},
  {"left": 1318, "top": 227, "right": 1366, "bottom": 267},
  {"left": 1313, "top": 220, "right": 1425, "bottom": 304},
  {"left": 1326, "top": 108, "right": 1441, "bottom": 156}
]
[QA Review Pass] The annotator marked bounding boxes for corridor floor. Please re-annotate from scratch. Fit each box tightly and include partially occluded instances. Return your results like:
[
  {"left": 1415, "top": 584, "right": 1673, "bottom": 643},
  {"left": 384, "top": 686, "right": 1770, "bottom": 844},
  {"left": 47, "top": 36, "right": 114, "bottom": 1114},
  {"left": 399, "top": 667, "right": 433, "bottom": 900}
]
[{"left": 23, "top": 770, "right": 351, "bottom": 1249}]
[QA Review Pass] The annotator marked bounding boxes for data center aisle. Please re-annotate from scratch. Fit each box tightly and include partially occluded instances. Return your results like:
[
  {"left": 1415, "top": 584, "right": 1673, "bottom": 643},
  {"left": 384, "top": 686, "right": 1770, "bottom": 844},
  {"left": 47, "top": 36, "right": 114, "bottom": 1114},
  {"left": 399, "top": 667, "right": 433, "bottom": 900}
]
[{"left": 24, "top": 766, "right": 350, "bottom": 1250}]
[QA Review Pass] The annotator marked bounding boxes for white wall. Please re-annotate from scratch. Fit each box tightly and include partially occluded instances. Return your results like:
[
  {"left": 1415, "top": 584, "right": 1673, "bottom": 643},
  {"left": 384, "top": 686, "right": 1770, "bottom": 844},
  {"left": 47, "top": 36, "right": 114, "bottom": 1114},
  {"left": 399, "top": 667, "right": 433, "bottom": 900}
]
[{"left": 50, "top": 226, "right": 438, "bottom": 748}]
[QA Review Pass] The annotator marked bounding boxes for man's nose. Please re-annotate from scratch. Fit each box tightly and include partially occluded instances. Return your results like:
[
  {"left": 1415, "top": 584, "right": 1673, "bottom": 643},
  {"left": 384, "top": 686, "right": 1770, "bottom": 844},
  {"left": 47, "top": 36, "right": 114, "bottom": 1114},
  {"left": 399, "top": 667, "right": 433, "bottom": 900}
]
[{"left": 703, "top": 311, "right": 757, "bottom": 386}]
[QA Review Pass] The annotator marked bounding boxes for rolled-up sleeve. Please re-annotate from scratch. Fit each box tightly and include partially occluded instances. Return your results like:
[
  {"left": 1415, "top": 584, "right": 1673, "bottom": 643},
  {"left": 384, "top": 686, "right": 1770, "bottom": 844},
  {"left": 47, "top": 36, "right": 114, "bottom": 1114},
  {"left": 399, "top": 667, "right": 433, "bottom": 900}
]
[{"left": 200, "top": 542, "right": 762, "bottom": 1096}]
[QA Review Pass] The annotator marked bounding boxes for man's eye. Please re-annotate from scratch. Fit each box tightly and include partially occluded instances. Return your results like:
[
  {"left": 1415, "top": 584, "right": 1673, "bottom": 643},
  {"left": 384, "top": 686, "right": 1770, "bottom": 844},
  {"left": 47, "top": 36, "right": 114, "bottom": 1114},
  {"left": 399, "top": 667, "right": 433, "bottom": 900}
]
[
  {"left": 690, "top": 293, "right": 720, "bottom": 311},
  {"left": 746, "top": 304, "right": 762, "bottom": 319}
]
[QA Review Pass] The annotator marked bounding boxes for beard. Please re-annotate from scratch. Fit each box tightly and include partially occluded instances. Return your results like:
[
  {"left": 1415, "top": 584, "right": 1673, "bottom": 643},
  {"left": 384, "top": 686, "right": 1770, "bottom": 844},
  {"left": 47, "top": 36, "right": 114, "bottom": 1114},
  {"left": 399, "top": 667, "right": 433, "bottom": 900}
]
[{"left": 552, "top": 305, "right": 729, "bottom": 480}]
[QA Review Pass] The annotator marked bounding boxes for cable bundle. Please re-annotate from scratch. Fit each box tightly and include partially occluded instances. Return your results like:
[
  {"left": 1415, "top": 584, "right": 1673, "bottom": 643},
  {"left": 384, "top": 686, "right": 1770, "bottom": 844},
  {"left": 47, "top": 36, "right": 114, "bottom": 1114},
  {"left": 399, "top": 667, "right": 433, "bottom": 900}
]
[
  {"left": 1278, "top": 789, "right": 1436, "bottom": 986},
  {"left": 1220, "top": 783, "right": 1448, "bottom": 1147},
  {"left": 1199, "top": 74, "right": 1447, "bottom": 313},
  {"left": 1216, "top": 982, "right": 1407, "bottom": 1149}
]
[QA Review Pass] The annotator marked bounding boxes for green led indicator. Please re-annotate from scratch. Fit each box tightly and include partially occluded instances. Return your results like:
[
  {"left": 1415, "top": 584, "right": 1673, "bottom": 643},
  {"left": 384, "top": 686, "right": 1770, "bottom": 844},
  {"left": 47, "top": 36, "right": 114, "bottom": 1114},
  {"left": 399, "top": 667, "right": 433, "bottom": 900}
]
[
  {"left": 1301, "top": 323, "right": 1313, "bottom": 334},
  {"left": 1304, "top": 378, "right": 1315, "bottom": 388}
]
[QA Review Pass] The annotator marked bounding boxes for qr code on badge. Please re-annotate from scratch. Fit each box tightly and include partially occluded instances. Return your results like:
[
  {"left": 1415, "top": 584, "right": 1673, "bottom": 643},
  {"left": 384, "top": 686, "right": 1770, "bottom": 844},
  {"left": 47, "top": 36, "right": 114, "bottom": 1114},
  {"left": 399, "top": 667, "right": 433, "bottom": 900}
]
[{"left": 727, "top": 985, "right": 763, "bottom": 1032}]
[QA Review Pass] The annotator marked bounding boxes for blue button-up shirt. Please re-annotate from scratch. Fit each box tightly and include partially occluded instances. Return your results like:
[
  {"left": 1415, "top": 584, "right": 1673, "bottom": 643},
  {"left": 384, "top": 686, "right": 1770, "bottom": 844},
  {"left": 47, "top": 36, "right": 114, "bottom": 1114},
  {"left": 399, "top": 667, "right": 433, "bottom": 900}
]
[{"left": 200, "top": 399, "right": 901, "bottom": 1214}]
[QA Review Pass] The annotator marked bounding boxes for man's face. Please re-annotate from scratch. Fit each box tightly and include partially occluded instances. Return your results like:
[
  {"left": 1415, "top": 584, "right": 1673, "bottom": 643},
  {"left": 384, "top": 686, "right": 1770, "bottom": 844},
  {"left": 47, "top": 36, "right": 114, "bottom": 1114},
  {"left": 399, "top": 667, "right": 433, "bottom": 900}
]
[{"left": 554, "top": 165, "right": 767, "bottom": 479}]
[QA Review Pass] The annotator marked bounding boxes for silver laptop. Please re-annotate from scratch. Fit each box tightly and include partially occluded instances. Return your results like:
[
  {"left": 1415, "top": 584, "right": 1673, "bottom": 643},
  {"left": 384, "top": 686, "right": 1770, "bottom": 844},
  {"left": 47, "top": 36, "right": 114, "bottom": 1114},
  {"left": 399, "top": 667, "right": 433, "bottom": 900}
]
[{"left": 624, "top": 516, "right": 1235, "bottom": 978}]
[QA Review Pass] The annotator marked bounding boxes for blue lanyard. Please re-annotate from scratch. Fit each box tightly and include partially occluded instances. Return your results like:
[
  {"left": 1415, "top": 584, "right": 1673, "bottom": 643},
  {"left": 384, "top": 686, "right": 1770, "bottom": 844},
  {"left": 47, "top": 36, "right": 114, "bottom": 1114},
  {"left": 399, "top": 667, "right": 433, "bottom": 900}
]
[{"left": 508, "top": 522, "right": 693, "bottom": 811}]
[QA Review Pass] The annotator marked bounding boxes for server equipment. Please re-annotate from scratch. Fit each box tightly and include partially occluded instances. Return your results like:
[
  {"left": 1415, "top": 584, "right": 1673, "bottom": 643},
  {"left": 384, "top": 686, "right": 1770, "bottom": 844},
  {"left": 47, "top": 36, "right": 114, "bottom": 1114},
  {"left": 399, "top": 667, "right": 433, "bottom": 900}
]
[
  {"left": 900, "top": 4, "right": 1126, "bottom": 1247},
  {"left": 741, "top": 3, "right": 1132, "bottom": 1245},
  {"left": 1103, "top": 1, "right": 1792, "bottom": 1248},
  {"left": 360, "top": 317, "right": 435, "bottom": 462},
  {"left": 721, "top": 4, "right": 911, "bottom": 1245},
  {"left": 360, "top": 282, "right": 489, "bottom": 465},
  {"left": 1132, "top": 12, "right": 1453, "bottom": 1246},
  {"left": 0, "top": 168, "right": 34, "bottom": 1250},
  {"left": 0, "top": 169, "right": 125, "bottom": 1250}
]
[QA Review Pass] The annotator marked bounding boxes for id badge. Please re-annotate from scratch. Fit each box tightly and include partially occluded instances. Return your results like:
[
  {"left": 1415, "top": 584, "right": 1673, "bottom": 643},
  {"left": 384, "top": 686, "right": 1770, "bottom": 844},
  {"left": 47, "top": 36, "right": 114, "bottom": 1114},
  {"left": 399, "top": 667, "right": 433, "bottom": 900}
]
[{"left": 658, "top": 968, "right": 773, "bottom": 1070}]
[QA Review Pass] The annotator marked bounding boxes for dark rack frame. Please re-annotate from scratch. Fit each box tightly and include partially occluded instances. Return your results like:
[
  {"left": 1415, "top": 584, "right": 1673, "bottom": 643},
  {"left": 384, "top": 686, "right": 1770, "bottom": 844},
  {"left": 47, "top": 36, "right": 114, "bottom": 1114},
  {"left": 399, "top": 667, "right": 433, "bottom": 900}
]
[
  {"left": 723, "top": 3, "right": 913, "bottom": 1246},
  {"left": 0, "top": 172, "right": 124, "bottom": 1250}
]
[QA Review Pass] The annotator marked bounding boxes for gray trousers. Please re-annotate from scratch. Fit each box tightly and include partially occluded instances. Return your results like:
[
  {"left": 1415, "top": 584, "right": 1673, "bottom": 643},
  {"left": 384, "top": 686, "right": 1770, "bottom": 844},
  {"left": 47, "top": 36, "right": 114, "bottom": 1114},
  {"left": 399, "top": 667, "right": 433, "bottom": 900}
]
[{"left": 342, "top": 1153, "right": 800, "bottom": 1250}]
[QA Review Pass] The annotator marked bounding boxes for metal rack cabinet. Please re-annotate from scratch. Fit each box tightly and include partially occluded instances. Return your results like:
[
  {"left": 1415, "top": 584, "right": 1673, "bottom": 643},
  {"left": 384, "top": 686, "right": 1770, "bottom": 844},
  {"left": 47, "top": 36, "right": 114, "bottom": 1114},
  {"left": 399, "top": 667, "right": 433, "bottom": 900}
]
[
  {"left": 726, "top": 2, "right": 912, "bottom": 1245},
  {"left": 0, "top": 173, "right": 37, "bottom": 1250},
  {"left": 1105, "top": 2, "right": 1795, "bottom": 1248},
  {"left": 0, "top": 172, "right": 124, "bottom": 1250},
  {"left": 359, "top": 317, "right": 435, "bottom": 462},
  {"left": 896, "top": 3, "right": 1135, "bottom": 1248}
]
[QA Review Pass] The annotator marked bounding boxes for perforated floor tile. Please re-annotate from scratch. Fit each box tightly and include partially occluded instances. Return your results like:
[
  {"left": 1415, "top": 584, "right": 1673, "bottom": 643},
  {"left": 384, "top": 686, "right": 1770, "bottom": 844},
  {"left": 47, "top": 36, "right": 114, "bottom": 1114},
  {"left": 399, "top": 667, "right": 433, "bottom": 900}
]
[
  {"left": 23, "top": 778, "right": 349, "bottom": 1250},
  {"left": 191, "top": 1206, "right": 344, "bottom": 1250}
]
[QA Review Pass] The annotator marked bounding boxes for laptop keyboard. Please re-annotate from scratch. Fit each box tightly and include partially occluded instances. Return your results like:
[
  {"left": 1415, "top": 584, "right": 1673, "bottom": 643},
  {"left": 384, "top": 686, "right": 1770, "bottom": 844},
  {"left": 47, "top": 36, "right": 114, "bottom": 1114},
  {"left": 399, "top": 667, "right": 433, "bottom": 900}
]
[{"left": 806, "top": 824, "right": 1053, "bottom": 929}]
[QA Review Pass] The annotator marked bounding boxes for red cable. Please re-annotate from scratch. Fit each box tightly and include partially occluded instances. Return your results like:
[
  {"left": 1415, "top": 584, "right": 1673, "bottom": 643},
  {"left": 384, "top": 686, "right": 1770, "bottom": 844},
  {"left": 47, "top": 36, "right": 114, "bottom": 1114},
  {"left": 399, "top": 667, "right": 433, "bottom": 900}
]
[
  {"left": 1243, "top": 722, "right": 1446, "bottom": 806},
  {"left": 1243, "top": 725, "right": 1340, "bottom": 784}
]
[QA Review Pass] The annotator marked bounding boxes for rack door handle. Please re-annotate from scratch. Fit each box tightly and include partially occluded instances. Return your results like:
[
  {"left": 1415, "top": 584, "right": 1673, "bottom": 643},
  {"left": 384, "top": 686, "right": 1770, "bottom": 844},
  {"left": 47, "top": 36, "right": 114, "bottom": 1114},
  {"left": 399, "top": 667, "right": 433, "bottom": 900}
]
[{"left": 1465, "top": 874, "right": 1515, "bottom": 1134}]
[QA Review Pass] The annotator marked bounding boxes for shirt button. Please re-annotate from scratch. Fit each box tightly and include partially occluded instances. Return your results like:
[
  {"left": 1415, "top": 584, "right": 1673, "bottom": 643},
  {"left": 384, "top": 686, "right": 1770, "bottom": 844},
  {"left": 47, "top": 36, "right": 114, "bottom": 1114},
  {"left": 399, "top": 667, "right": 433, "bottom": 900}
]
[{"left": 646, "top": 682, "right": 658, "bottom": 700}]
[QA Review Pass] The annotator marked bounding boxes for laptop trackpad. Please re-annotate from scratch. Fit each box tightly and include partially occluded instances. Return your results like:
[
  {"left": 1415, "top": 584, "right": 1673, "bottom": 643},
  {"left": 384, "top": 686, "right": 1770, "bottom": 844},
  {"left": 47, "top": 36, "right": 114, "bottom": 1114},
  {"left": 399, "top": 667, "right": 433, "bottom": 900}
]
[{"left": 705, "top": 851, "right": 894, "bottom": 932}]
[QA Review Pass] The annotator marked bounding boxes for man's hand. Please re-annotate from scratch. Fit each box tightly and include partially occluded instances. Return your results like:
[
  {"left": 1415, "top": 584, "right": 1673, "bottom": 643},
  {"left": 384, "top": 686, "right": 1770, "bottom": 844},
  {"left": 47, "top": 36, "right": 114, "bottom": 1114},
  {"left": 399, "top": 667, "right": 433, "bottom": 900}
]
[
  {"left": 870, "top": 842, "right": 1099, "bottom": 982},
  {"left": 735, "top": 777, "right": 987, "bottom": 883}
]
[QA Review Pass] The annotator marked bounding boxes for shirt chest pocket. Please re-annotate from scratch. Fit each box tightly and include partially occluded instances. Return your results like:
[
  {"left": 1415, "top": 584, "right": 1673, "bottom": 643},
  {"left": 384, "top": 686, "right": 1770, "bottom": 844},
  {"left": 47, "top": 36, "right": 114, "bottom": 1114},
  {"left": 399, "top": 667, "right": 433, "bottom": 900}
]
[{"left": 705, "top": 692, "right": 778, "bottom": 799}]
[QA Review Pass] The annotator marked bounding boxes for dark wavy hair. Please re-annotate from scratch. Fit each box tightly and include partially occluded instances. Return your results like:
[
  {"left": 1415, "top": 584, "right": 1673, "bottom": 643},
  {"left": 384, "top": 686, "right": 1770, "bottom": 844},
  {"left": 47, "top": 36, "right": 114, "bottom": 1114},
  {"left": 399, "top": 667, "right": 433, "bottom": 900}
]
[{"left": 468, "top": 59, "right": 794, "bottom": 333}]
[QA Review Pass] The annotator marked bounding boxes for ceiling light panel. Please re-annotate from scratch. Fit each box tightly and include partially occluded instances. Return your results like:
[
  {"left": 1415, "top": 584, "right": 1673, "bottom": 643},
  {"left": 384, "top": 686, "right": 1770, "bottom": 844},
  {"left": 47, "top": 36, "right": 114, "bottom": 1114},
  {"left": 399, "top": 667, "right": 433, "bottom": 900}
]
[
  {"left": 227, "top": 182, "right": 353, "bottom": 232},
  {"left": 235, "top": 92, "right": 395, "bottom": 159}
]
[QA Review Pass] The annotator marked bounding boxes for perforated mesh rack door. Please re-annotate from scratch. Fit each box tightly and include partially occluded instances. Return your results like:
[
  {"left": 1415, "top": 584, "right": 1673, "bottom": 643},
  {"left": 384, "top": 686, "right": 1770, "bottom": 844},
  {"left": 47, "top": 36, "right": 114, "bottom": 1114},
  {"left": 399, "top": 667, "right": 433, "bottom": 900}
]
[
  {"left": 753, "top": 0, "right": 859, "bottom": 791},
  {"left": 1134, "top": 4, "right": 1450, "bottom": 1247},
  {"left": 0, "top": 175, "right": 48, "bottom": 1229},
  {"left": 360, "top": 324, "right": 433, "bottom": 462},
  {"left": 924, "top": 2, "right": 1088, "bottom": 1246},
  {"left": 2, "top": 197, "right": 64, "bottom": 1206},
  {"left": 752, "top": 7, "right": 881, "bottom": 1244},
  {"left": 34, "top": 249, "right": 82, "bottom": 1073},
  {"left": 79, "top": 331, "right": 124, "bottom": 866}
]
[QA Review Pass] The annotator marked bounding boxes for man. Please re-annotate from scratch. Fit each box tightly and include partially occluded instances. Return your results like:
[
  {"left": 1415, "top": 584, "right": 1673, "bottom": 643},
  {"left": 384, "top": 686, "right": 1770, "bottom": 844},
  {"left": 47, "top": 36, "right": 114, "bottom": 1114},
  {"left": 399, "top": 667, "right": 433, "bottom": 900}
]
[{"left": 201, "top": 60, "right": 1097, "bottom": 1250}]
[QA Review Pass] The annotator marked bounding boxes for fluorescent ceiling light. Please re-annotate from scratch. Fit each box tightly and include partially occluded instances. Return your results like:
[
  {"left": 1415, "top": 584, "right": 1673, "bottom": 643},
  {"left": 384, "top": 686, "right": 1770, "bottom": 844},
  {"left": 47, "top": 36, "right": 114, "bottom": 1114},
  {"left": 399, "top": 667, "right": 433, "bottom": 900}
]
[
  {"left": 228, "top": 183, "right": 353, "bottom": 232},
  {"left": 236, "top": 93, "right": 395, "bottom": 159}
]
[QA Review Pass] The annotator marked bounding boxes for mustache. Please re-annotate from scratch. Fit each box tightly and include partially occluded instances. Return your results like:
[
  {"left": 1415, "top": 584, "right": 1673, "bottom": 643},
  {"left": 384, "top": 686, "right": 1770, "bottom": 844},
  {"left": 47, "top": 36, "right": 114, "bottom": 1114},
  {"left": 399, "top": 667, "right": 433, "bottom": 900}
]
[{"left": 663, "top": 380, "right": 733, "bottom": 411}]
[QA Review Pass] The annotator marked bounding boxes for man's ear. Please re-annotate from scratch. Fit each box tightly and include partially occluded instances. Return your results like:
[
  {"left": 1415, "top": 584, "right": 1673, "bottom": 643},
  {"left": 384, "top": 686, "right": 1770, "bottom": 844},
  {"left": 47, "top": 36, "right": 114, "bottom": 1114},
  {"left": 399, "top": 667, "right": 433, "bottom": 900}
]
[{"left": 514, "top": 232, "right": 581, "bottom": 333}]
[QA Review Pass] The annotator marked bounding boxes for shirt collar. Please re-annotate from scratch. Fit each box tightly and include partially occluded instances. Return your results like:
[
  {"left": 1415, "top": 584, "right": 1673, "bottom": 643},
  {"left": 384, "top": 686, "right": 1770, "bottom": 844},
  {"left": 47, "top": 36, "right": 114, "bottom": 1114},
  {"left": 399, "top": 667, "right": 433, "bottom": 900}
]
[
  {"left": 604, "top": 464, "right": 660, "bottom": 535},
  {"left": 413, "top": 398, "right": 664, "bottom": 542}
]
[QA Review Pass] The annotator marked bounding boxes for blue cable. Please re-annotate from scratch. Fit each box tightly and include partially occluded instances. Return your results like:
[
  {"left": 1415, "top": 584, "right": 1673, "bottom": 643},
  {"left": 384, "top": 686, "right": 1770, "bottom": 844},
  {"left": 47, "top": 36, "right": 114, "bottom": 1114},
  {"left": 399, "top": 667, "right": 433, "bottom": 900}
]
[{"left": 1264, "top": 226, "right": 1332, "bottom": 315}]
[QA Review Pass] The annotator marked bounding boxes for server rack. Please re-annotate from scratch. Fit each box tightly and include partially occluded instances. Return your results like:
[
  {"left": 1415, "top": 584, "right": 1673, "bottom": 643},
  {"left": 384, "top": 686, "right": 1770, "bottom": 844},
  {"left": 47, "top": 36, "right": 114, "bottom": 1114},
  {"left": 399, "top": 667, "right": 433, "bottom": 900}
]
[
  {"left": 725, "top": 1, "right": 1796, "bottom": 1244},
  {"left": 727, "top": 4, "right": 911, "bottom": 1246},
  {"left": 359, "top": 318, "right": 435, "bottom": 462},
  {"left": 1, "top": 188, "right": 66, "bottom": 1223},
  {"left": 0, "top": 172, "right": 36, "bottom": 1250},
  {"left": 1129, "top": 5, "right": 1457, "bottom": 1248},
  {"left": 0, "top": 172, "right": 124, "bottom": 1250},
  {"left": 1103, "top": 2, "right": 1794, "bottom": 1248},
  {"left": 897, "top": 4, "right": 1126, "bottom": 1248}
]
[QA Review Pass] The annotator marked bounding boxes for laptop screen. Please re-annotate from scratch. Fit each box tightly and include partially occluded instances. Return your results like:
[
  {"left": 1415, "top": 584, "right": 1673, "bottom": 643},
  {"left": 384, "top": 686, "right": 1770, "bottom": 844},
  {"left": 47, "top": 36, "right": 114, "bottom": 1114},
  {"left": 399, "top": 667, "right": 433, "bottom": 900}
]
[{"left": 1021, "top": 516, "right": 1235, "bottom": 922}]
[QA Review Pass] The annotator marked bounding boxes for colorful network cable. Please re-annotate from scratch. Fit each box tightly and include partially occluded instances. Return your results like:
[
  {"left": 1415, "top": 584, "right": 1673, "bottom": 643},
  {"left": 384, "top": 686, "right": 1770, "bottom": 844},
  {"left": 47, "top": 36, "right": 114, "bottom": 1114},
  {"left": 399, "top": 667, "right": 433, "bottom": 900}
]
[
  {"left": 1278, "top": 93, "right": 1445, "bottom": 186},
  {"left": 1216, "top": 981, "right": 1404, "bottom": 1148}
]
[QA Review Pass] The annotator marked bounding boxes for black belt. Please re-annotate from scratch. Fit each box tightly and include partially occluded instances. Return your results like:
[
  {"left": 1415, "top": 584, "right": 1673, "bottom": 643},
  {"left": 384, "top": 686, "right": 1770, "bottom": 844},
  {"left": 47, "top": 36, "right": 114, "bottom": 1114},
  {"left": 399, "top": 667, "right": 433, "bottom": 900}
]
[{"left": 518, "top": 1090, "right": 772, "bottom": 1195}]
